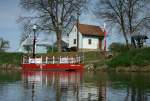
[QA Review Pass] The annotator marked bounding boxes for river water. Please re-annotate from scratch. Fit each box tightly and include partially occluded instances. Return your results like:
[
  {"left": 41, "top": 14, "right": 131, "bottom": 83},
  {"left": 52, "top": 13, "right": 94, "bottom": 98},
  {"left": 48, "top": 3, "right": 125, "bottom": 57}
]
[{"left": 0, "top": 70, "right": 150, "bottom": 101}]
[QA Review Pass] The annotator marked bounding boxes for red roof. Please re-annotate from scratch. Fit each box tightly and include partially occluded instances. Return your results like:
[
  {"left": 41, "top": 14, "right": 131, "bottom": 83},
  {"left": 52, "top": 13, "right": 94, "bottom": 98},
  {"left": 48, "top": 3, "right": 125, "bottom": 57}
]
[{"left": 77, "top": 23, "right": 104, "bottom": 37}]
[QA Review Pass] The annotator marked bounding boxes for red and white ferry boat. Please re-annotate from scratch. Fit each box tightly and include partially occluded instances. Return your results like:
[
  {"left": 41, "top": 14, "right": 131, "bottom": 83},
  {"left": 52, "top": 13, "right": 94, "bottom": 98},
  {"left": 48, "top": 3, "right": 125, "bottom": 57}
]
[{"left": 22, "top": 55, "right": 84, "bottom": 71}]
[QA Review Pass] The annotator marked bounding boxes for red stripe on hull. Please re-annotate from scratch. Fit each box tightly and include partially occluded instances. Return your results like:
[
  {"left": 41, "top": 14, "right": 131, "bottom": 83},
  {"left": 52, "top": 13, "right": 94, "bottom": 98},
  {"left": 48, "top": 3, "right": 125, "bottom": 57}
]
[{"left": 22, "top": 64, "right": 84, "bottom": 71}]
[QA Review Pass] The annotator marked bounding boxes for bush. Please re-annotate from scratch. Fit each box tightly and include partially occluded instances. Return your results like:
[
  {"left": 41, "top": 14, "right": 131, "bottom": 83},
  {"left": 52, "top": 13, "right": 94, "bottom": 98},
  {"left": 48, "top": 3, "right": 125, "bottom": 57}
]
[
  {"left": 107, "top": 48, "right": 150, "bottom": 68},
  {"left": 109, "top": 42, "right": 129, "bottom": 53},
  {"left": 0, "top": 52, "right": 23, "bottom": 66},
  {"left": 47, "top": 46, "right": 58, "bottom": 53}
]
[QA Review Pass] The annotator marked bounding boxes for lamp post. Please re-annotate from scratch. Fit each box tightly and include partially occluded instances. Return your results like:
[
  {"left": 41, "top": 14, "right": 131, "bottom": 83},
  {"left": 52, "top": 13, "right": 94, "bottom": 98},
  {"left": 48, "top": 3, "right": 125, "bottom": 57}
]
[{"left": 32, "top": 24, "right": 37, "bottom": 58}]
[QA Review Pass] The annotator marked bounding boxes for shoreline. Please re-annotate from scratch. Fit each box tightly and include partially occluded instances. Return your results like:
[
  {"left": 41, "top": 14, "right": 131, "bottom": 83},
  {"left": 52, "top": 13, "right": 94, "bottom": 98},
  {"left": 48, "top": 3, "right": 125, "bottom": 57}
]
[{"left": 0, "top": 64, "right": 21, "bottom": 71}]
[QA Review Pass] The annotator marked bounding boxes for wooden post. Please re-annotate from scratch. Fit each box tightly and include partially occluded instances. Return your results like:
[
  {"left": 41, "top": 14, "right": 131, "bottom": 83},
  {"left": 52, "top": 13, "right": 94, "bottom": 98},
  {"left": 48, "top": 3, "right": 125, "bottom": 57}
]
[
  {"left": 67, "top": 56, "right": 68, "bottom": 64},
  {"left": 59, "top": 56, "right": 61, "bottom": 63},
  {"left": 29, "top": 57, "right": 30, "bottom": 63},
  {"left": 41, "top": 56, "right": 42, "bottom": 64},
  {"left": 22, "top": 56, "right": 24, "bottom": 64},
  {"left": 53, "top": 56, "right": 55, "bottom": 64},
  {"left": 46, "top": 56, "right": 48, "bottom": 64}
]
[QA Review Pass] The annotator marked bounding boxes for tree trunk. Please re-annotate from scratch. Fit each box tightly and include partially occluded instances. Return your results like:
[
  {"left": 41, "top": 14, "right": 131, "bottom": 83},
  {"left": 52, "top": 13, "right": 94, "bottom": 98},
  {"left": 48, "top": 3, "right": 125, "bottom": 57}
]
[
  {"left": 120, "top": 16, "right": 129, "bottom": 49},
  {"left": 123, "top": 30, "right": 129, "bottom": 49},
  {"left": 56, "top": 29, "right": 62, "bottom": 52}
]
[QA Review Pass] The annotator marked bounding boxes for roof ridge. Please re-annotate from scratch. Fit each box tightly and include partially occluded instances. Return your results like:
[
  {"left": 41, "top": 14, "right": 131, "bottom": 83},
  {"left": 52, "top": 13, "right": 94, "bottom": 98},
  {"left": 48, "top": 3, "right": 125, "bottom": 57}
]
[{"left": 77, "top": 23, "right": 101, "bottom": 27}]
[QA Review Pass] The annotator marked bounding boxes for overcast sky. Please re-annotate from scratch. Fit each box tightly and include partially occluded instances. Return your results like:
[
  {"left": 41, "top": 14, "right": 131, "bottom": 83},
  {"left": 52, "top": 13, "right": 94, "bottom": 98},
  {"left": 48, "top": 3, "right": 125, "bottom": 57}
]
[{"left": 0, "top": 0, "right": 124, "bottom": 52}]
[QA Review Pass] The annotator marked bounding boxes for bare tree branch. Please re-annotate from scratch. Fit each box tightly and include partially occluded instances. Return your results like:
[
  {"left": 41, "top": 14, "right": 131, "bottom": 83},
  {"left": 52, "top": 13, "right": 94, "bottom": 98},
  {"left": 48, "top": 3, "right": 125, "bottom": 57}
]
[{"left": 19, "top": 0, "right": 87, "bottom": 52}]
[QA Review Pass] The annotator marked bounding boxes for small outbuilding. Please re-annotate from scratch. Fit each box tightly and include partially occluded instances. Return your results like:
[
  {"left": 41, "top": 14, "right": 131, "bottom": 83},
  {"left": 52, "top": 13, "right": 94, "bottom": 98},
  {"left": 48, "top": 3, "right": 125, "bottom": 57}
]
[
  {"left": 67, "top": 23, "right": 104, "bottom": 51},
  {"left": 131, "top": 35, "right": 148, "bottom": 48}
]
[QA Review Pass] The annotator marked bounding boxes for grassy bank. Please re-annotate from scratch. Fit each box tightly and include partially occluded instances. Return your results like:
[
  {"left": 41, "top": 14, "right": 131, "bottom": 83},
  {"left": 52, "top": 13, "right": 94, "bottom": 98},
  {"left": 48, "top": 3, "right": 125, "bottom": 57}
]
[
  {"left": 0, "top": 52, "right": 23, "bottom": 67},
  {"left": 107, "top": 48, "right": 150, "bottom": 69},
  {"left": 46, "top": 51, "right": 105, "bottom": 67},
  {"left": 44, "top": 51, "right": 106, "bottom": 70},
  {"left": 3, "top": 48, "right": 150, "bottom": 72},
  {"left": 0, "top": 51, "right": 104, "bottom": 69}
]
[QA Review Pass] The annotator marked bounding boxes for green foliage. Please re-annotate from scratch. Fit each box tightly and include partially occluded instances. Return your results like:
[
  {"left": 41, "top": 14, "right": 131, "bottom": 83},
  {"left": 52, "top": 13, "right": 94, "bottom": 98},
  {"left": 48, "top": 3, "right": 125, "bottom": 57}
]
[
  {"left": 45, "top": 52, "right": 78, "bottom": 57},
  {"left": 107, "top": 48, "right": 150, "bottom": 68},
  {"left": 0, "top": 52, "right": 23, "bottom": 66},
  {"left": 83, "top": 51, "right": 102, "bottom": 61},
  {"left": 47, "top": 46, "right": 58, "bottom": 53},
  {"left": 23, "top": 45, "right": 32, "bottom": 53},
  {"left": 109, "top": 42, "right": 129, "bottom": 53}
]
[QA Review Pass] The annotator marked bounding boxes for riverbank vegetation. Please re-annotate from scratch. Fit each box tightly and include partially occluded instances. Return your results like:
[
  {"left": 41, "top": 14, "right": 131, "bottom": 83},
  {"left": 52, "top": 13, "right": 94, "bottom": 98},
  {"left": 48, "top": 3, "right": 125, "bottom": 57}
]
[
  {"left": 107, "top": 43, "right": 150, "bottom": 71},
  {"left": 107, "top": 48, "right": 150, "bottom": 67},
  {"left": 1, "top": 45, "right": 150, "bottom": 72},
  {"left": 0, "top": 52, "right": 23, "bottom": 67}
]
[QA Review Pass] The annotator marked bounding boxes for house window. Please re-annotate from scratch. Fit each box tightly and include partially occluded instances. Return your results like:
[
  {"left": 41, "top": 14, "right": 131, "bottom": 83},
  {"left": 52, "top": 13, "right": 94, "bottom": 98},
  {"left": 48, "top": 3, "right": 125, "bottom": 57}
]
[
  {"left": 74, "top": 39, "right": 76, "bottom": 44},
  {"left": 88, "top": 39, "right": 92, "bottom": 45}
]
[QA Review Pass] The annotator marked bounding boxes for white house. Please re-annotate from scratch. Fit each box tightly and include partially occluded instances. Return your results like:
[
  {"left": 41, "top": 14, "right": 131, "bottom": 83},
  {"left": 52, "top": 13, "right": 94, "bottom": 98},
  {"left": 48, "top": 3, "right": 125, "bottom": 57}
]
[{"left": 67, "top": 23, "right": 104, "bottom": 51}]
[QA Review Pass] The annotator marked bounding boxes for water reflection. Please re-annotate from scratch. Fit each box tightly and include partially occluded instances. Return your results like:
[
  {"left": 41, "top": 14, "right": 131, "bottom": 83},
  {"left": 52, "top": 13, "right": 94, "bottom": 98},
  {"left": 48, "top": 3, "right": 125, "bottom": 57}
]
[
  {"left": 0, "top": 71, "right": 150, "bottom": 101},
  {"left": 22, "top": 71, "right": 83, "bottom": 101},
  {"left": 107, "top": 72, "right": 150, "bottom": 101}
]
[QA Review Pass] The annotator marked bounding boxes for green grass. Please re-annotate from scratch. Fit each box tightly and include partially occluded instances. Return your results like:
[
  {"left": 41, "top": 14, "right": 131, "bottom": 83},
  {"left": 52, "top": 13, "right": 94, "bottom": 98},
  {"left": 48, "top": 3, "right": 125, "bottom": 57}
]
[
  {"left": 45, "top": 51, "right": 103, "bottom": 61},
  {"left": 0, "top": 52, "right": 23, "bottom": 66},
  {"left": 46, "top": 51, "right": 105, "bottom": 68},
  {"left": 83, "top": 51, "right": 103, "bottom": 61},
  {"left": 0, "top": 51, "right": 102, "bottom": 62},
  {"left": 107, "top": 48, "right": 150, "bottom": 68},
  {"left": 2, "top": 48, "right": 150, "bottom": 70}
]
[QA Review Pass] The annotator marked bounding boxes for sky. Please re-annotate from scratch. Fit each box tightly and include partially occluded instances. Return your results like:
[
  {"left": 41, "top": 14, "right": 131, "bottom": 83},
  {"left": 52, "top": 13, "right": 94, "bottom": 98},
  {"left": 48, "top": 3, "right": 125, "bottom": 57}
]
[
  {"left": 0, "top": 0, "right": 21, "bottom": 52},
  {"left": 0, "top": 0, "right": 123, "bottom": 52}
]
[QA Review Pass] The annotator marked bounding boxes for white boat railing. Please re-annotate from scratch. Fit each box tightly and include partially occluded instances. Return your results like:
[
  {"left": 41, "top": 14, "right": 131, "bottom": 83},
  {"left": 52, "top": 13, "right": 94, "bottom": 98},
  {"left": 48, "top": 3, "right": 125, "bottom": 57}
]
[{"left": 22, "top": 55, "right": 84, "bottom": 64}]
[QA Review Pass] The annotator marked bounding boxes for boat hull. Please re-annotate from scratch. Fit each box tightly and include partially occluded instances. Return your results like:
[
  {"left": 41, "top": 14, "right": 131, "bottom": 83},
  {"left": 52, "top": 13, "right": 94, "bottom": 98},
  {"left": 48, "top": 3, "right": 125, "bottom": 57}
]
[{"left": 22, "top": 64, "right": 84, "bottom": 71}]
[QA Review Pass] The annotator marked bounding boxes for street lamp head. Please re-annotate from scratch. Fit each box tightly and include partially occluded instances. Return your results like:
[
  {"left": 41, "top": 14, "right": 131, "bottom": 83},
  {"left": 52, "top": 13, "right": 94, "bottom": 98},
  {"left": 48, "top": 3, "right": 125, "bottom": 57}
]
[{"left": 32, "top": 24, "right": 37, "bottom": 31}]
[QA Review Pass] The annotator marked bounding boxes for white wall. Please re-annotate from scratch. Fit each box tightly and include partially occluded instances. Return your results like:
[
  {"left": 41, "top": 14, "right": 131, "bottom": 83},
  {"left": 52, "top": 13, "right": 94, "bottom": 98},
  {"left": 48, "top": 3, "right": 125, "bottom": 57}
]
[{"left": 82, "top": 36, "right": 99, "bottom": 49}]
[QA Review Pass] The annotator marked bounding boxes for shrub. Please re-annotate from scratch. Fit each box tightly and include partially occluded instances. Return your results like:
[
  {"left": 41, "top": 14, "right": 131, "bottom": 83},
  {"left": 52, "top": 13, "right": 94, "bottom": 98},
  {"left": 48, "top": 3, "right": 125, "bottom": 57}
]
[
  {"left": 47, "top": 46, "right": 58, "bottom": 53},
  {"left": 0, "top": 52, "right": 23, "bottom": 66},
  {"left": 107, "top": 48, "right": 150, "bottom": 68},
  {"left": 108, "top": 42, "right": 129, "bottom": 53}
]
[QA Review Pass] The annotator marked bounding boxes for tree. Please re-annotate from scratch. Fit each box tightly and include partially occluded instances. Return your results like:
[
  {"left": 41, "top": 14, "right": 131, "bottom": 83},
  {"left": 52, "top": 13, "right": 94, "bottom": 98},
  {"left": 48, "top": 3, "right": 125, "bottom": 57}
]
[
  {"left": 0, "top": 38, "right": 9, "bottom": 52},
  {"left": 23, "top": 45, "right": 32, "bottom": 54},
  {"left": 95, "top": 0, "right": 150, "bottom": 48},
  {"left": 19, "top": 0, "right": 86, "bottom": 52},
  {"left": 124, "top": 0, "right": 150, "bottom": 42}
]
